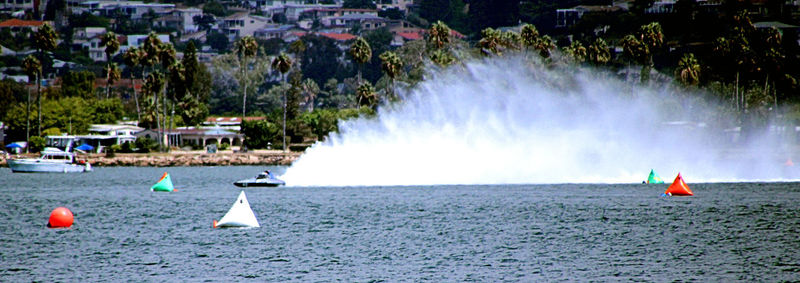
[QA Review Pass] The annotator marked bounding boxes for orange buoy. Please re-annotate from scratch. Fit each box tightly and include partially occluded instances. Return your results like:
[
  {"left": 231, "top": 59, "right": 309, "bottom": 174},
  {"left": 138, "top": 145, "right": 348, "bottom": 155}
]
[
  {"left": 665, "top": 173, "right": 694, "bottom": 196},
  {"left": 213, "top": 220, "right": 218, "bottom": 229},
  {"left": 48, "top": 207, "right": 74, "bottom": 228}
]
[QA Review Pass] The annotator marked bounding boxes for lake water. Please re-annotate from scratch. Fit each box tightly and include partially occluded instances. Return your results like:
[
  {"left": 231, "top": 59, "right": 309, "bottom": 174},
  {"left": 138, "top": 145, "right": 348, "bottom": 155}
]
[{"left": 1, "top": 166, "right": 799, "bottom": 281}]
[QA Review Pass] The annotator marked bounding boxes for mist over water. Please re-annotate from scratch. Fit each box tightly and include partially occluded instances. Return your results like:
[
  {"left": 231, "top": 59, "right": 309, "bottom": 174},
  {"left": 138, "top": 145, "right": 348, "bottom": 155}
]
[{"left": 282, "top": 57, "right": 795, "bottom": 186}]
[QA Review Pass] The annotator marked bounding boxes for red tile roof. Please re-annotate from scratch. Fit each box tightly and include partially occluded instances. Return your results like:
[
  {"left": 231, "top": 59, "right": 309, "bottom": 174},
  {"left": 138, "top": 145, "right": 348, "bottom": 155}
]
[
  {"left": 397, "top": 32, "right": 422, "bottom": 40},
  {"left": 0, "top": 19, "right": 45, "bottom": 28},
  {"left": 319, "top": 32, "right": 356, "bottom": 41}
]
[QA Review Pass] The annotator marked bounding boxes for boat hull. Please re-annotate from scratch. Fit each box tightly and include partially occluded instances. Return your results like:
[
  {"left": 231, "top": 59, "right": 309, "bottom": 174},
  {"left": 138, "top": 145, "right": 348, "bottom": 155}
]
[
  {"left": 233, "top": 177, "right": 285, "bottom": 187},
  {"left": 8, "top": 159, "right": 91, "bottom": 173}
]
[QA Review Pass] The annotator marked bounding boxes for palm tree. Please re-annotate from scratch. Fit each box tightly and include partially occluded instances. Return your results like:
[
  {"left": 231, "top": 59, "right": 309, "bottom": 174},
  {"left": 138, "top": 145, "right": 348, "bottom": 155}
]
[
  {"left": 427, "top": 20, "right": 451, "bottom": 50},
  {"left": 479, "top": 27, "right": 502, "bottom": 56},
  {"left": 520, "top": 23, "right": 539, "bottom": 51},
  {"left": 587, "top": 38, "right": 611, "bottom": 66},
  {"left": 31, "top": 23, "right": 58, "bottom": 137},
  {"left": 158, "top": 42, "right": 176, "bottom": 150},
  {"left": 271, "top": 53, "right": 292, "bottom": 152},
  {"left": 563, "top": 40, "right": 587, "bottom": 64},
  {"left": 103, "top": 63, "right": 121, "bottom": 98},
  {"left": 167, "top": 61, "right": 184, "bottom": 132},
  {"left": 356, "top": 82, "right": 377, "bottom": 109},
  {"left": 379, "top": 51, "right": 403, "bottom": 101},
  {"left": 101, "top": 31, "right": 120, "bottom": 98},
  {"left": 430, "top": 49, "right": 455, "bottom": 67},
  {"left": 122, "top": 46, "right": 142, "bottom": 122},
  {"left": 676, "top": 53, "right": 701, "bottom": 87},
  {"left": 234, "top": 36, "right": 258, "bottom": 122},
  {"left": 349, "top": 37, "right": 372, "bottom": 85},
  {"left": 533, "top": 35, "right": 555, "bottom": 59},
  {"left": 622, "top": 22, "right": 664, "bottom": 83},
  {"left": 22, "top": 55, "right": 40, "bottom": 149}
]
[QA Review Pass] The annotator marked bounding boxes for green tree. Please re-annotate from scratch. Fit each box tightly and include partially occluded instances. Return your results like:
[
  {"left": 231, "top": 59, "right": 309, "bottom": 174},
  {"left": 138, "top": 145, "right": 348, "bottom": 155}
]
[
  {"left": 622, "top": 22, "right": 663, "bottom": 83},
  {"left": 103, "top": 63, "right": 121, "bottom": 98},
  {"left": 101, "top": 31, "right": 120, "bottom": 98},
  {"left": 356, "top": 81, "right": 377, "bottom": 110},
  {"left": 349, "top": 37, "right": 372, "bottom": 85},
  {"left": 203, "top": 1, "right": 227, "bottom": 17},
  {"left": 234, "top": 36, "right": 258, "bottom": 122},
  {"left": 533, "top": 35, "right": 555, "bottom": 60},
  {"left": 206, "top": 32, "right": 229, "bottom": 51},
  {"left": 178, "top": 41, "right": 211, "bottom": 126},
  {"left": 31, "top": 23, "right": 58, "bottom": 136},
  {"left": 586, "top": 38, "right": 611, "bottom": 66},
  {"left": 427, "top": 21, "right": 451, "bottom": 50},
  {"left": 563, "top": 40, "right": 587, "bottom": 64},
  {"left": 21, "top": 55, "right": 40, "bottom": 145},
  {"left": 379, "top": 51, "right": 403, "bottom": 100},
  {"left": 241, "top": 119, "right": 280, "bottom": 149},
  {"left": 122, "top": 47, "right": 142, "bottom": 122},
  {"left": 479, "top": 27, "right": 502, "bottom": 56},
  {"left": 272, "top": 53, "right": 293, "bottom": 152},
  {"left": 60, "top": 70, "right": 95, "bottom": 99},
  {"left": 676, "top": 53, "right": 701, "bottom": 87},
  {"left": 342, "top": 0, "right": 376, "bottom": 9}
]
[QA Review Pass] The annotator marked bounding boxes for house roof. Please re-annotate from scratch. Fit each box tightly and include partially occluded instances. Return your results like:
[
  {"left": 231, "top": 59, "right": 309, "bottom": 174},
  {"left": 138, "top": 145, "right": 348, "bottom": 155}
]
[
  {"left": 397, "top": 32, "right": 422, "bottom": 40},
  {"left": 319, "top": 32, "right": 356, "bottom": 41},
  {"left": 0, "top": 19, "right": 46, "bottom": 28},
  {"left": 205, "top": 116, "right": 266, "bottom": 123}
]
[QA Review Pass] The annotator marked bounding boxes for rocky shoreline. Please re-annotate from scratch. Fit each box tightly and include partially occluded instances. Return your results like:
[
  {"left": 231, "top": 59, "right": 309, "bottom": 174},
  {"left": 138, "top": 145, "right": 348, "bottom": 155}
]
[{"left": 1, "top": 151, "right": 302, "bottom": 167}]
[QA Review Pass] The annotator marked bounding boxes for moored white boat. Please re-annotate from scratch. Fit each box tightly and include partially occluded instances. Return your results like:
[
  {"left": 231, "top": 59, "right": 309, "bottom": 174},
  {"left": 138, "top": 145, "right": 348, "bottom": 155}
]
[{"left": 7, "top": 148, "right": 92, "bottom": 173}]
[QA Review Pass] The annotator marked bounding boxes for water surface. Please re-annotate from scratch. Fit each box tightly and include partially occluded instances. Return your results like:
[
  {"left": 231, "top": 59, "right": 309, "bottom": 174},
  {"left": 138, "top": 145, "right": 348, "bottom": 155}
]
[{"left": 1, "top": 166, "right": 798, "bottom": 281}]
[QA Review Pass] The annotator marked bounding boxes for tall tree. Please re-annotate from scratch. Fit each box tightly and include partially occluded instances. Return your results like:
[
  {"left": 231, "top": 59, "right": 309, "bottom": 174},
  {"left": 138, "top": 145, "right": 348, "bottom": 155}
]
[
  {"left": 103, "top": 63, "right": 121, "bottom": 98},
  {"left": 122, "top": 46, "right": 142, "bottom": 122},
  {"left": 271, "top": 53, "right": 293, "bottom": 152},
  {"left": 622, "top": 22, "right": 663, "bottom": 83},
  {"left": 427, "top": 21, "right": 451, "bottom": 51},
  {"left": 563, "top": 40, "right": 587, "bottom": 64},
  {"left": 158, "top": 42, "right": 176, "bottom": 150},
  {"left": 21, "top": 55, "right": 40, "bottom": 147},
  {"left": 379, "top": 51, "right": 403, "bottom": 101},
  {"left": 356, "top": 81, "right": 377, "bottom": 110},
  {"left": 101, "top": 31, "right": 120, "bottom": 98},
  {"left": 349, "top": 37, "right": 372, "bottom": 85},
  {"left": 479, "top": 27, "right": 502, "bottom": 56},
  {"left": 586, "top": 38, "right": 611, "bottom": 66},
  {"left": 234, "top": 36, "right": 258, "bottom": 122},
  {"left": 31, "top": 23, "right": 58, "bottom": 137},
  {"left": 676, "top": 53, "right": 701, "bottom": 87}
]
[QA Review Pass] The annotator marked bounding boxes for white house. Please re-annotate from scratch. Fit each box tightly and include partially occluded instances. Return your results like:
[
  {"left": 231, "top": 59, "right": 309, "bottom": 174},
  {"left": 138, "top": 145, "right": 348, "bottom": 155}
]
[{"left": 220, "top": 12, "right": 271, "bottom": 41}]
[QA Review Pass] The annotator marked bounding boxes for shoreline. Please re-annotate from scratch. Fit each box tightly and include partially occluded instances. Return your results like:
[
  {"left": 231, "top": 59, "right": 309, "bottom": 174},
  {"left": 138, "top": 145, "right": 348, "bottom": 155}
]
[{"left": 1, "top": 150, "right": 302, "bottom": 167}]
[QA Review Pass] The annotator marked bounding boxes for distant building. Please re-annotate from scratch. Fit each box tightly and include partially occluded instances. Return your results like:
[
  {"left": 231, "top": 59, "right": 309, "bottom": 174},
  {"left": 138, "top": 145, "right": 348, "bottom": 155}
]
[
  {"left": 219, "top": 12, "right": 272, "bottom": 41},
  {"left": 0, "top": 19, "right": 52, "bottom": 36}
]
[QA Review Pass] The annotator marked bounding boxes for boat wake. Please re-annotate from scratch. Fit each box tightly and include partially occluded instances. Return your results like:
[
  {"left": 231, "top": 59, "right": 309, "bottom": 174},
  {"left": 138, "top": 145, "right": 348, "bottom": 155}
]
[{"left": 281, "top": 57, "right": 798, "bottom": 186}]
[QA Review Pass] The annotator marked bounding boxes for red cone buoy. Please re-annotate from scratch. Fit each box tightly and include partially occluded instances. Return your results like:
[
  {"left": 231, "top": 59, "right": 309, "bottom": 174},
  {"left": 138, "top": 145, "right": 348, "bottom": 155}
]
[
  {"left": 664, "top": 173, "right": 694, "bottom": 196},
  {"left": 785, "top": 158, "right": 794, "bottom": 167},
  {"left": 48, "top": 207, "right": 74, "bottom": 228}
]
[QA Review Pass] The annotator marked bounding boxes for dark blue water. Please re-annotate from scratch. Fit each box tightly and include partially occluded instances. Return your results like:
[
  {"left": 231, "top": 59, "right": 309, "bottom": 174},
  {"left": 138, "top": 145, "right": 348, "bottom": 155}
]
[{"left": 1, "top": 166, "right": 799, "bottom": 281}]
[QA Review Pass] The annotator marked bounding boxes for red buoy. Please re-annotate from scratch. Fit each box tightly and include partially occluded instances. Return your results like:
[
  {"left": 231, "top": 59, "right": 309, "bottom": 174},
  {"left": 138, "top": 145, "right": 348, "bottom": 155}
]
[
  {"left": 48, "top": 207, "right": 74, "bottom": 228},
  {"left": 665, "top": 173, "right": 694, "bottom": 196}
]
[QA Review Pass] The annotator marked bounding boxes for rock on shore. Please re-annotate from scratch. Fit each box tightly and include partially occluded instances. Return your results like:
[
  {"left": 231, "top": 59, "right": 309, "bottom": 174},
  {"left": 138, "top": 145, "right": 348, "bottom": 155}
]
[{"left": 2, "top": 151, "right": 300, "bottom": 167}]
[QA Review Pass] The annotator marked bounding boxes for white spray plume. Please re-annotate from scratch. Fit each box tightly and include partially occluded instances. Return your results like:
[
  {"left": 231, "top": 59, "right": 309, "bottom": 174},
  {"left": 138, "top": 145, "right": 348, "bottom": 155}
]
[{"left": 281, "top": 57, "right": 795, "bottom": 186}]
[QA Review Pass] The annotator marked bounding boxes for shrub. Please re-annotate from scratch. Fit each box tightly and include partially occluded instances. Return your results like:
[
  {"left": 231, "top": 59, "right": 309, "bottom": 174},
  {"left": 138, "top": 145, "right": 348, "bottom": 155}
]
[{"left": 28, "top": 136, "right": 46, "bottom": 153}]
